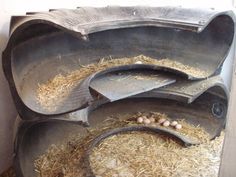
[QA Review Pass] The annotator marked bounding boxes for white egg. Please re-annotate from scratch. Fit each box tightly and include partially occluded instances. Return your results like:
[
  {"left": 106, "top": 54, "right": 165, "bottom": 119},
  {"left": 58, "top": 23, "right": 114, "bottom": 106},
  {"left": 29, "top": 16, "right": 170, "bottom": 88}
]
[
  {"left": 163, "top": 121, "right": 170, "bottom": 127},
  {"left": 158, "top": 118, "right": 166, "bottom": 124},
  {"left": 149, "top": 117, "right": 155, "bottom": 123},
  {"left": 137, "top": 117, "right": 143, "bottom": 123},
  {"left": 142, "top": 116, "right": 148, "bottom": 120},
  {"left": 135, "top": 61, "right": 142, "bottom": 64},
  {"left": 171, "top": 121, "right": 178, "bottom": 127},
  {"left": 143, "top": 119, "right": 151, "bottom": 124},
  {"left": 175, "top": 124, "right": 182, "bottom": 130}
]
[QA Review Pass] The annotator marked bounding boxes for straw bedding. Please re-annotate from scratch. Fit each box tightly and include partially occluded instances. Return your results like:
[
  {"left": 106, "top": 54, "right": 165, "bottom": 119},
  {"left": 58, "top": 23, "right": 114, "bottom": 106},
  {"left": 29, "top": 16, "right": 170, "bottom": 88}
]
[
  {"left": 35, "top": 55, "right": 216, "bottom": 177},
  {"left": 37, "top": 55, "right": 208, "bottom": 111},
  {"left": 34, "top": 112, "right": 223, "bottom": 177},
  {"left": 90, "top": 132, "right": 223, "bottom": 177}
]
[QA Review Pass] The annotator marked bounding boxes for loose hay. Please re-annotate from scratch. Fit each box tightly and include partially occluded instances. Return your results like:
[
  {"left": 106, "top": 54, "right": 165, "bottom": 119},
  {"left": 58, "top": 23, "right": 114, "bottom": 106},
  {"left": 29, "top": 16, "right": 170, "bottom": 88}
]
[
  {"left": 37, "top": 55, "right": 208, "bottom": 111},
  {"left": 34, "top": 112, "right": 222, "bottom": 177},
  {"left": 128, "top": 112, "right": 210, "bottom": 143},
  {"left": 90, "top": 131, "right": 223, "bottom": 177}
]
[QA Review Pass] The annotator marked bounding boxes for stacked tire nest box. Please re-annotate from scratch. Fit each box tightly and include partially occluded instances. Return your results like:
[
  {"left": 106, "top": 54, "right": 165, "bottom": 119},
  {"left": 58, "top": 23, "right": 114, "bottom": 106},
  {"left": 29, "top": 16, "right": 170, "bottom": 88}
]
[{"left": 2, "top": 6, "right": 235, "bottom": 177}]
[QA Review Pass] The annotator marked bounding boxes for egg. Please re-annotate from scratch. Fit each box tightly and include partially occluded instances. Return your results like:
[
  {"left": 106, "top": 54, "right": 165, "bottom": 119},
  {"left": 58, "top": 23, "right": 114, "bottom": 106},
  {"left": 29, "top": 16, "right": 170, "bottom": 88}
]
[
  {"left": 171, "top": 121, "right": 178, "bottom": 127},
  {"left": 142, "top": 116, "right": 148, "bottom": 120},
  {"left": 149, "top": 117, "right": 155, "bottom": 123},
  {"left": 163, "top": 121, "right": 170, "bottom": 127},
  {"left": 158, "top": 118, "right": 166, "bottom": 124},
  {"left": 135, "top": 61, "right": 142, "bottom": 64},
  {"left": 175, "top": 124, "right": 182, "bottom": 130},
  {"left": 143, "top": 119, "right": 151, "bottom": 124},
  {"left": 137, "top": 117, "right": 144, "bottom": 123}
]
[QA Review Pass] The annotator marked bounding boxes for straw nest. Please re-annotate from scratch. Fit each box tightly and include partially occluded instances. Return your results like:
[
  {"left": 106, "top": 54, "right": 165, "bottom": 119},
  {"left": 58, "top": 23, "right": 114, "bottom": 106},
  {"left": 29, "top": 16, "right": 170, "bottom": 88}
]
[
  {"left": 90, "top": 131, "right": 223, "bottom": 177},
  {"left": 34, "top": 112, "right": 222, "bottom": 177},
  {"left": 37, "top": 55, "right": 208, "bottom": 111}
]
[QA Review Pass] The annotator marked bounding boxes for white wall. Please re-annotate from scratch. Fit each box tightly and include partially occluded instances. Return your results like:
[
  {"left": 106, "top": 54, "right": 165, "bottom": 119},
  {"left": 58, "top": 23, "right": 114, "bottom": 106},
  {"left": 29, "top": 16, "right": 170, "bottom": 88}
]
[{"left": 0, "top": 0, "right": 234, "bottom": 173}]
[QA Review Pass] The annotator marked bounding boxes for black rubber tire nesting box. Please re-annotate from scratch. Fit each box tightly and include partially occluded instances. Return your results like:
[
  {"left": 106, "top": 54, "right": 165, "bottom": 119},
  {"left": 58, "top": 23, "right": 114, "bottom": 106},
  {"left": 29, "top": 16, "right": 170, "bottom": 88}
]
[{"left": 2, "top": 6, "right": 235, "bottom": 177}]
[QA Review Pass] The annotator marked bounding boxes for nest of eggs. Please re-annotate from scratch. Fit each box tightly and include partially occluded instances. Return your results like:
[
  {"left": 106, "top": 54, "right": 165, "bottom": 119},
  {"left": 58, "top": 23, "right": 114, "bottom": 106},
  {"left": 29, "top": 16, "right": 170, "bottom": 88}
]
[{"left": 34, "top": 112, "right": 223, "bottom": 177}]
